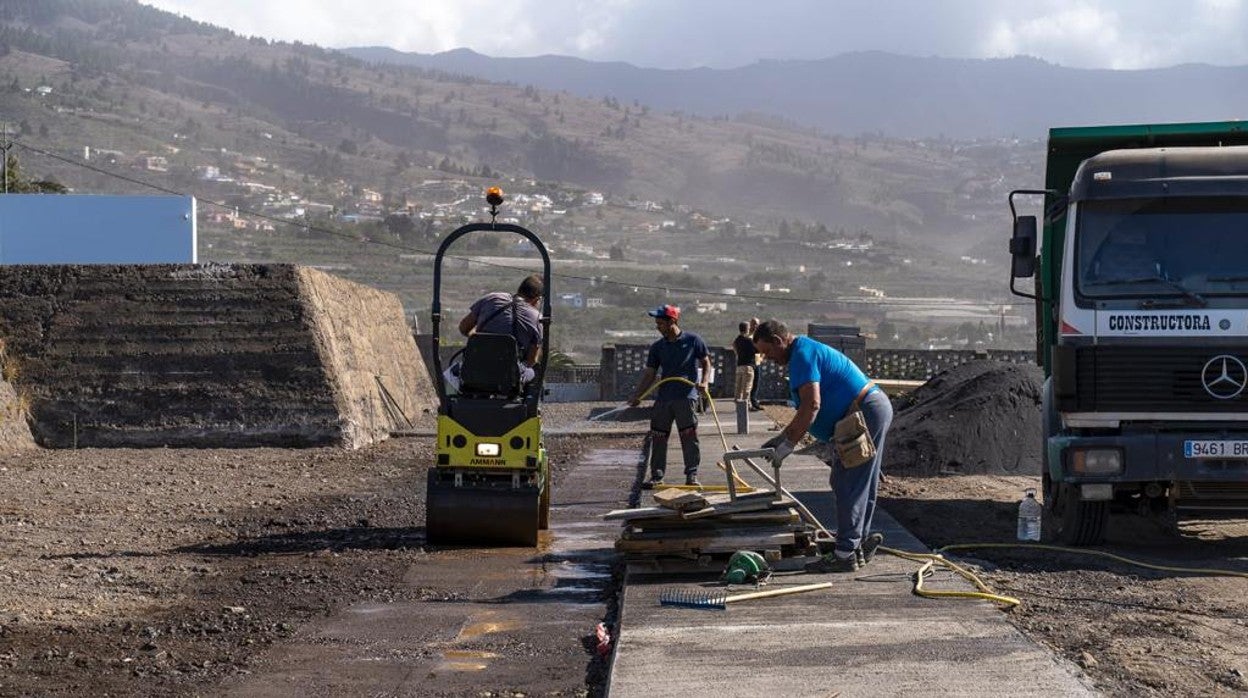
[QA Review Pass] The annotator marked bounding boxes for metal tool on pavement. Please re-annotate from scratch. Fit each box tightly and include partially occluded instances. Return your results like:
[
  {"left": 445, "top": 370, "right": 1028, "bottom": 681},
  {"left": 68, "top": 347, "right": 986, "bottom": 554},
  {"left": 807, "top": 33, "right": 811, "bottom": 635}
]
[
  {"left": 659, "top": 582, "right": 833, "bottom": 610},
  {"left": 726, "top": 446, "right": 834, "bottom": 543},
  {"left": 721, "top": 549, "right": 771, "bottom": 585}
]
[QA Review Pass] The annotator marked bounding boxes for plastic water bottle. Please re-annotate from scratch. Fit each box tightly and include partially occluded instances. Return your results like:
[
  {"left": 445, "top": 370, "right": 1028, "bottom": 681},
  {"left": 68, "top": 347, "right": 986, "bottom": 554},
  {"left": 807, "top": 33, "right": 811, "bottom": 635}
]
[{"left": 1017, "top": 488, "right": 1042, "bottom": 541}]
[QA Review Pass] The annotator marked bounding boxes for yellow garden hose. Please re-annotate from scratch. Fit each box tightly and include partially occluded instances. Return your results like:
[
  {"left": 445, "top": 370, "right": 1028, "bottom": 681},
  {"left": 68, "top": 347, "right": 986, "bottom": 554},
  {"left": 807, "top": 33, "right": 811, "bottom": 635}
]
[
  {"left": 936, "top": 542, "right": 1248, "bottom": 580},
  {"left": 876, "top": 542, "right": 1248, "bottom": 610},
  {"left": 627, "top": 381, "right": 1248, "bottom": 608},
  {"left": 880, "top": 546, "right": 1022, "bottom": 608}
]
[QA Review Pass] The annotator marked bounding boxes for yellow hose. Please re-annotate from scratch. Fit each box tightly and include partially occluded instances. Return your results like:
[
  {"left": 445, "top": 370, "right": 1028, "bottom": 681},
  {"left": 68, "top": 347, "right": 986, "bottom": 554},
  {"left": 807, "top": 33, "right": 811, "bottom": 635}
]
[
  {"left": 878, "top": 542, "right": 1248, "bottom": 610},
  {"left": 880, "top": 546, "right": 1021, "bottom": 608},
  {"left": 632, "top": 381, "right": 1248, "bottom": 609},
  {"left": 936, "top": 542, "right": 1248, "bottom": 580}
]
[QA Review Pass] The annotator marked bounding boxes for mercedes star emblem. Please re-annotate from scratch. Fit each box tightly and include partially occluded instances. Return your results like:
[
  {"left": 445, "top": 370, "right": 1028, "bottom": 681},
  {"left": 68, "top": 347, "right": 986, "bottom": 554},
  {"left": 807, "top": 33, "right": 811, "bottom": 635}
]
[{"left": 1201, "top": 354, "right": 1247, "bottom": 400}]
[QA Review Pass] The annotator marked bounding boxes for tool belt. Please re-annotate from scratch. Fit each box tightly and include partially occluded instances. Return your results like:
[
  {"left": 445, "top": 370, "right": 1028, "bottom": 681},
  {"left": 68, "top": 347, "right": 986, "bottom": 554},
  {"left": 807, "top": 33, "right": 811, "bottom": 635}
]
[{"left": 833, "top": 382, "right": 877, "bottom": 468}]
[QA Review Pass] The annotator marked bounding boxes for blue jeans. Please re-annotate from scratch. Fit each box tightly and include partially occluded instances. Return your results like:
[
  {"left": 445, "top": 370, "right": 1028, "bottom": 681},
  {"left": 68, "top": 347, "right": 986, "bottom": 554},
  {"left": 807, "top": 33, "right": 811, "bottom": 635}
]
[{"left": 822, "top": 389, "right": 893, "bottom": 556}]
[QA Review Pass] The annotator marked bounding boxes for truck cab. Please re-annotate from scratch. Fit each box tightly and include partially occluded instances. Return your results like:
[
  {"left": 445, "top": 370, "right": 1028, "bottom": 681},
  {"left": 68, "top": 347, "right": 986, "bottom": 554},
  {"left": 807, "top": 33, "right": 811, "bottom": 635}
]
[{"left": 1010, "top": 123, "right": 1248, "bottom": 544}]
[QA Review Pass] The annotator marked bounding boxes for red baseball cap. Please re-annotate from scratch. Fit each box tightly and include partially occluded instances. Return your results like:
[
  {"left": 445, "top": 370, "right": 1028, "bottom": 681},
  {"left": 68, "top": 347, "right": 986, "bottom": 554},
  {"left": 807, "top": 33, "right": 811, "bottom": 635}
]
[{"left": 647, "top": 304, "right": 680, "bottom": 321}]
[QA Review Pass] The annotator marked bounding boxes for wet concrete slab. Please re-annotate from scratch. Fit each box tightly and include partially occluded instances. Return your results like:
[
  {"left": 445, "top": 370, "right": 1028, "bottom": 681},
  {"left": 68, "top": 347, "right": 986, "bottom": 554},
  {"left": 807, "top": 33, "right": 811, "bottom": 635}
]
[
  {"left": 608, "top": 409, "right": 1095, "bottom": 697},
  {"left": 219, "top": 448, "right": 638, "bottom": 697}
]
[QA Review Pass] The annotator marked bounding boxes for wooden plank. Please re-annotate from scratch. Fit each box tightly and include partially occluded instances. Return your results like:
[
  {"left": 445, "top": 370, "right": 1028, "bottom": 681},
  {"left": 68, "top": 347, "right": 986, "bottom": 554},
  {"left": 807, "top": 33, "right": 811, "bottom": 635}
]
[
  {"left": 681, "top": 496, "right": 791, "bottom": 520},
  {"left": 629, "top": 509, "right": 800, "bottom": 530},
  {"left": 602, "top": 506, "right": 681, "bottom": 521},
  {"left": 622, "top": 523, "right": 803, "bottom": 540},
  {"left": 601, "top": 491, "right": 778, "bottom": 521},
  {"left": 697, "top": 491, "right": 778, "bottom": 507},
  {"left": 653, "top": 488, "right": 708, "bottom": 512},
  {"left": 615, "top": 531, "right": 798, "bottom": 554}
]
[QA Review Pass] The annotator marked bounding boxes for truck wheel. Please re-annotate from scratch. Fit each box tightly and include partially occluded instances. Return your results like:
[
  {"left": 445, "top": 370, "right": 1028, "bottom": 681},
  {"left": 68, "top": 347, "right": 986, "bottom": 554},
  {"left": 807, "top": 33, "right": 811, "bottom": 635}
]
[{"left": 1046, "top": 480, "right": 1109, "bottom": 546}]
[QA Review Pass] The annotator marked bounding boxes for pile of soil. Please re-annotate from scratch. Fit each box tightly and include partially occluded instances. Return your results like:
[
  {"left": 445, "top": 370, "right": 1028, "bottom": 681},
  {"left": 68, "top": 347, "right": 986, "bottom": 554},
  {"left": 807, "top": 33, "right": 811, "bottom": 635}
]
[{"left": 883, "top": 360, "right": 1044, "bottom": 476}]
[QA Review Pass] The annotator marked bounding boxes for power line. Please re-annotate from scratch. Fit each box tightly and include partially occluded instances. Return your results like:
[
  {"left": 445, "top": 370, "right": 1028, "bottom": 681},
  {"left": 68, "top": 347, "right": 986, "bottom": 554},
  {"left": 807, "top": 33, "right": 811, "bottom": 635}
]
[{"left": 10, "top": 137, "right": 936, "bottom": 308}]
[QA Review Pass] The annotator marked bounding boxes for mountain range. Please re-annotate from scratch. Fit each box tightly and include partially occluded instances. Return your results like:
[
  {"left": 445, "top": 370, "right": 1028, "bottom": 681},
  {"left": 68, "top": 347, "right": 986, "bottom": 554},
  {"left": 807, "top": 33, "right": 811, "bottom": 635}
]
[
  {"left": 0, "top": 0, "right": 1042, "bottom": 257},
  {"left": 345, "top": 47, "right": 1248, "bottom": 140}
]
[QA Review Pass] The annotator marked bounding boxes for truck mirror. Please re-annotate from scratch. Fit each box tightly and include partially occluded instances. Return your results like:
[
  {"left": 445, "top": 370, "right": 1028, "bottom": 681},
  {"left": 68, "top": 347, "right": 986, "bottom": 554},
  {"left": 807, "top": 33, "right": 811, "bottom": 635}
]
[{"left": 1010, "top": 215, "right": 1038, "bottom": 278}]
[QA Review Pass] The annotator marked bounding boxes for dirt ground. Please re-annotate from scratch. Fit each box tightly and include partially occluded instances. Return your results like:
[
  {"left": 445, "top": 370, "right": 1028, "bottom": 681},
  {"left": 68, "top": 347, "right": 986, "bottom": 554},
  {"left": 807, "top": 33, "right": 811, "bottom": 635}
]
[
  {"left": 878, "top": 475, "right": 1248, "bottom": 697},
  {"left": 0, "top": 433, "right": 613, "bottom": 697},
  {"left": 2, "top": 396, "right": 1244, "bottom": 697},
  {"left": 759, "top": 401, "right": 1248, "bottom": 698}
]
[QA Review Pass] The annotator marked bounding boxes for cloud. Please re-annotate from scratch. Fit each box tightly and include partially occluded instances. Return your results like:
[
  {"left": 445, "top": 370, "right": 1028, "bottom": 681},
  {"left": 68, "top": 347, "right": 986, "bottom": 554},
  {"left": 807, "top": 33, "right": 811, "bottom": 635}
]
[
  {"left": 982, "top": 0, "right": 1248, "bottom": 69},
  {"left": 983, "top": 4, "right": 1131, "bottom": 68}
]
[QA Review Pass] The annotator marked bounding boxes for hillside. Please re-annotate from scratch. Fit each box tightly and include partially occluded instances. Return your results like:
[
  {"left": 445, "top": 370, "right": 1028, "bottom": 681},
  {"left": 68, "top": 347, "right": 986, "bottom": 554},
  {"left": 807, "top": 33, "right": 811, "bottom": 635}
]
[
  {"left": 348, "top": 47, "right": 1248, "bottom": 140},
  {"left": 0, "top": 0, "right": 1040, "bottom": 359}
]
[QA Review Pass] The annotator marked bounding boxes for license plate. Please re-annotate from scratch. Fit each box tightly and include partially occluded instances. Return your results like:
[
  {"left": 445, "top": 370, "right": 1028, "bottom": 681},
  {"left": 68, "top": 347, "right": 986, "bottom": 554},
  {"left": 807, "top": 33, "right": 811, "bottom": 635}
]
[{"left": 1184, "top": 440, "right": 1248, "bottom": 459}]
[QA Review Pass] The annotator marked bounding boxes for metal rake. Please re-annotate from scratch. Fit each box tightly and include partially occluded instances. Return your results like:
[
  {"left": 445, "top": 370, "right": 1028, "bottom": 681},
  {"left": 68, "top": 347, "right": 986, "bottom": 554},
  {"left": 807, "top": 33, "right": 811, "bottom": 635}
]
[{"left": 659, "top": 582, "right": 833, "bottom": 610}]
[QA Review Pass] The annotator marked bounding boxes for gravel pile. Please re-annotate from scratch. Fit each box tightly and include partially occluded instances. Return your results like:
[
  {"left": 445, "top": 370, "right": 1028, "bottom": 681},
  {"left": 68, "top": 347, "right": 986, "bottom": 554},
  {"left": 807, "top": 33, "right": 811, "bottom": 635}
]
[{"left": 883, "top": 360, "right": 1045, "bottom": 476}]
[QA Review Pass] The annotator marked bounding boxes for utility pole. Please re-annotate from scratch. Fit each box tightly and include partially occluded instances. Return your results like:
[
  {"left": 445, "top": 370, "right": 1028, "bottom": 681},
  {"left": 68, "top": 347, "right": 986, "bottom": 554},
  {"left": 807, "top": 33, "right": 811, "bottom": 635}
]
[{"left": 1, "top": 122, "right": 8, "bottom": 194}]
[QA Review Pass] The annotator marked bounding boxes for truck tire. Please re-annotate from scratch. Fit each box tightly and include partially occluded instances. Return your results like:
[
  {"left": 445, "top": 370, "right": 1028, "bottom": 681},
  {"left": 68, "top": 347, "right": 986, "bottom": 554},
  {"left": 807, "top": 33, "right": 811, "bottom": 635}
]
[{"left": 1044, "top": 478, "right": 1109, "bottom": 545}]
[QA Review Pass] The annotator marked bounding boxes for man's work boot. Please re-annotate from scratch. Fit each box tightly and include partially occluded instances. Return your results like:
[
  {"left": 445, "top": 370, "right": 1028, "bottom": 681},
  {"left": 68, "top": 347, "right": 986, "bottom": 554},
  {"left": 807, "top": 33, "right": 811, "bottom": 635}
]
[
  {"left": 859, "top": 532, "right": 885, "bottom": 566},
  {"left": 641, "top": 472, "right": 665, "bottom": 490},
  {"left": 685, "top": 475, "right": 701, "bottom": 487},
  {"left": 804, "top": 553, "right": 859, "bottom": 574}
]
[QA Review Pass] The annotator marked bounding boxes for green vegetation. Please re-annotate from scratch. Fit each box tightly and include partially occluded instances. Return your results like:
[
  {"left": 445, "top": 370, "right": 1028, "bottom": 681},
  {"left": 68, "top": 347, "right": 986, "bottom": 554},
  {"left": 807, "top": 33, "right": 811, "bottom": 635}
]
[{"left": 0, "top": 0, "right": 1042, "bottom": 361}]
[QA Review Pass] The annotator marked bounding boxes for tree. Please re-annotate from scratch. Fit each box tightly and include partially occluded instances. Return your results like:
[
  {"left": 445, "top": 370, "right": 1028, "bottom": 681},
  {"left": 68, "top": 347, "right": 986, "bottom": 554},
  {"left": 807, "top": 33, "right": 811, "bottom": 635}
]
[
  {"left": 546, "top": 349, "right": 576, "bottom": 369},
  {"left": 2, "top": 153, "right": 67, "bottom": 194},
  {"left": 383, "top": 213, "right": 416, "bottom": 241}
]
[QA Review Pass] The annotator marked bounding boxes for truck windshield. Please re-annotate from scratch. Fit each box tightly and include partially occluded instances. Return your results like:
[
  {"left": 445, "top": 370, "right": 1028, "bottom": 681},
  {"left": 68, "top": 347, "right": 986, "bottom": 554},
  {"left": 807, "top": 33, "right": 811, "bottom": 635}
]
[{"left": 1076, "top": 196, "right": 1248, "bottom": 300}]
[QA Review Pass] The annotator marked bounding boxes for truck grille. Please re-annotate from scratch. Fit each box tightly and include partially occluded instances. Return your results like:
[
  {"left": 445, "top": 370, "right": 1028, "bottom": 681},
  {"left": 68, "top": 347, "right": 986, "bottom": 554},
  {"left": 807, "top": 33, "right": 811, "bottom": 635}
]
[{"left": 1073, "top": 346, "right": 1248, "bottom": 412}]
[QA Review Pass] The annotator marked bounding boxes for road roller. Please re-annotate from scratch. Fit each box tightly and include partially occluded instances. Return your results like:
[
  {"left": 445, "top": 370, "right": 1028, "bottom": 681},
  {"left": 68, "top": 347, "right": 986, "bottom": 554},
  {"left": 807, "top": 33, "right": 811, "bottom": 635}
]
[{"left": 425, "top": 188, "right": 552, "bottom": 546}]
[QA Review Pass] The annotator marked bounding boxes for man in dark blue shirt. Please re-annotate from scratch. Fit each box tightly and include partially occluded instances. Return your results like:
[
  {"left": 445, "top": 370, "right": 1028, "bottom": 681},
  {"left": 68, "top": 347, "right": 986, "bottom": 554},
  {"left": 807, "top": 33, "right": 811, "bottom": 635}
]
[{"left": 628, "top": 304, "right": 711, "bottom": 487}]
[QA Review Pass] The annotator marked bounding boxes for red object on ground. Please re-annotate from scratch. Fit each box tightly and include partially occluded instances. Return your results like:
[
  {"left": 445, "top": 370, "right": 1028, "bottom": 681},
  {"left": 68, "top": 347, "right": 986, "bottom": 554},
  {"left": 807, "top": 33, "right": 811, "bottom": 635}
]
[{"left": 595, "top": 622, "right": 611, "bottom": 657}]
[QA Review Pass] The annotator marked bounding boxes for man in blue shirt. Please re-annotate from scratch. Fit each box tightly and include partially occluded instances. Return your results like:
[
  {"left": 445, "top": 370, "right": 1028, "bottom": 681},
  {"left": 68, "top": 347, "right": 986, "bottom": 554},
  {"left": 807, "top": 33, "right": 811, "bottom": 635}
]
[
  {"left": 628, "top": 304, "right": 711, "bottom": 487},
  {"left": 753, "top": 319, "right": 893, "bottom": 572}
]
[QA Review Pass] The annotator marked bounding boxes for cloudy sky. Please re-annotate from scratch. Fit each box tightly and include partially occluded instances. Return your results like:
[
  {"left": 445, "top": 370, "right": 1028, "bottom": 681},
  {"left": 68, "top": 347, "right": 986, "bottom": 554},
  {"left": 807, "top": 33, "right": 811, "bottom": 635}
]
[{"left": 139, "top": 0, "right": 1248, "bottom": 70}]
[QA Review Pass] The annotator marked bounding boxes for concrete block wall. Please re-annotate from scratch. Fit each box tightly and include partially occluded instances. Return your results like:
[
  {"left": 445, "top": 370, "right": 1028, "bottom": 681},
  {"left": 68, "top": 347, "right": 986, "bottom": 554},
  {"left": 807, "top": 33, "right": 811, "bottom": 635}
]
[{"left": 0, "top": 264, "right": 434, "bottom": 449}]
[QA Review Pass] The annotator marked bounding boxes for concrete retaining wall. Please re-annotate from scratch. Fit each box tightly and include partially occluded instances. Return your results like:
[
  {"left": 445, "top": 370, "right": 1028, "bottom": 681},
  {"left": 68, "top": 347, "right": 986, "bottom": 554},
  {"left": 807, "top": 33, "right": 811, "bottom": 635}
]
[
  {"left": 0, "top": 264, "right": 434, "bottom": 449},
  {"left": 0, "top": 375, "right": 35, "bottom": 453},
  {"left": 296, "top": 267, "right": 434, "bottom": 448}
]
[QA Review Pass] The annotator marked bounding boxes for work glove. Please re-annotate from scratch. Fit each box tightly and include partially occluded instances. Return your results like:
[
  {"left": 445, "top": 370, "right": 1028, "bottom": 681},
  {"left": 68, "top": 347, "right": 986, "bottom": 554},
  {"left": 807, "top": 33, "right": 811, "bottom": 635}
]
[{"left": 761, "top": 433, "right": 796, "bottom": 465}]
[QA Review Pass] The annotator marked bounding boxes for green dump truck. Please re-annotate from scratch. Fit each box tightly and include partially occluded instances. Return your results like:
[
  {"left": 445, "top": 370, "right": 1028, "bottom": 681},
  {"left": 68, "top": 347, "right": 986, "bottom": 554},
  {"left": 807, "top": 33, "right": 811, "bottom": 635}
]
[{"left": 1008, "top": 121, "right": 1248, "bottom": 544}]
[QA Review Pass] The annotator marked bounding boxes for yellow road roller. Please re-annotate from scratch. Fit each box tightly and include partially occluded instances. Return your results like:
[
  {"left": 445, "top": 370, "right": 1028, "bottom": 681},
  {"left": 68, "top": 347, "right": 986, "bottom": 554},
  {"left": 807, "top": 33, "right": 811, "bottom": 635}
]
[{"left": 425, "top": 188, "right": 551, "bottom": 546}]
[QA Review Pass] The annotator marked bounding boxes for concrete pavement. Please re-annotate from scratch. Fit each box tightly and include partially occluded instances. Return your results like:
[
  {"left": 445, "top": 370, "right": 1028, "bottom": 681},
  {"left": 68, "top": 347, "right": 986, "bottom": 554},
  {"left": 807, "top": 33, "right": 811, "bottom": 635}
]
[{"left": 607, "top": 400, "right": 1094, "bottom": 696}]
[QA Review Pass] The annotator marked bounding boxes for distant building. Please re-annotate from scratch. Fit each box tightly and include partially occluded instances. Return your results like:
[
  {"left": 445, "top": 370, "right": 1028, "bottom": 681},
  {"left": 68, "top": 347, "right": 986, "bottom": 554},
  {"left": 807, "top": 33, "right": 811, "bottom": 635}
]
[{"left": 557, "top": 293, "right": 585, "bottom": 309}]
